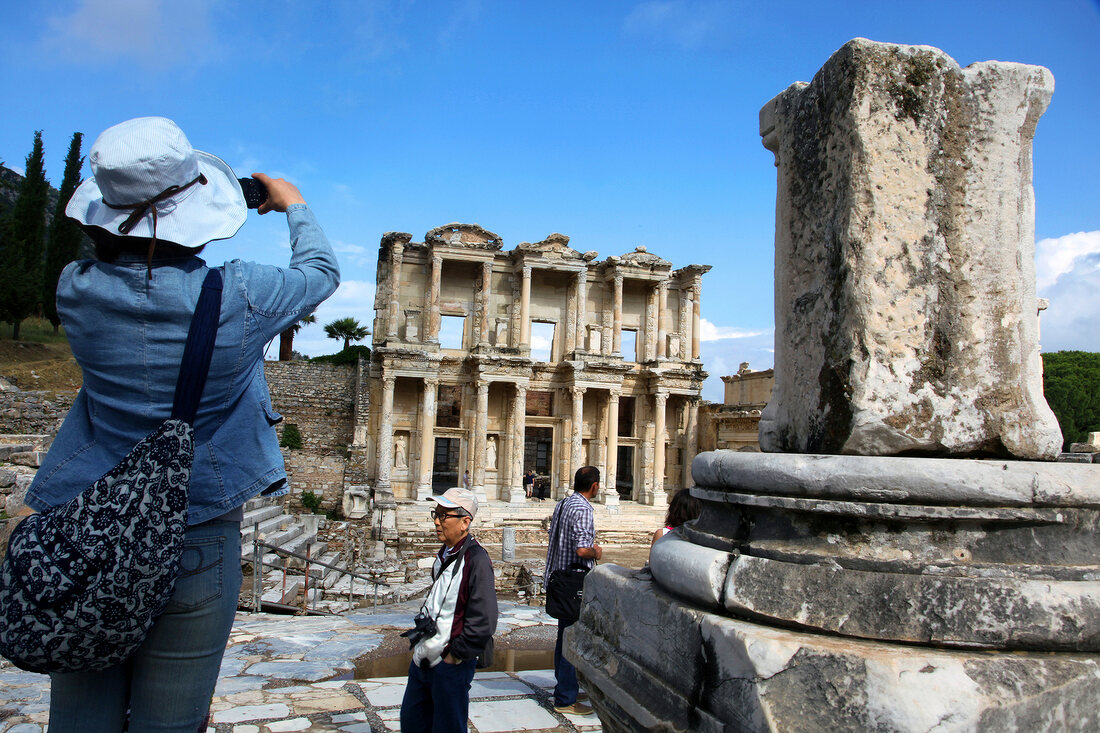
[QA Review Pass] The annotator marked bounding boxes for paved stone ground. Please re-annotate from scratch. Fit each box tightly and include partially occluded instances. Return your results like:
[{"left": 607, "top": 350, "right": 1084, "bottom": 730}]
[{"left": 0, "top": 601, "right": 600, "bottom": 733}]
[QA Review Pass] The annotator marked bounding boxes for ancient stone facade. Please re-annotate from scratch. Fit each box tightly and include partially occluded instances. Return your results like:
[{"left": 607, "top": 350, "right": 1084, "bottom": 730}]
[
  {"left": 364, "top": 223, "right": 709, "bottom": 508},
  {"left": 699, "top": 363, "right": 774, "bottom": 452}
]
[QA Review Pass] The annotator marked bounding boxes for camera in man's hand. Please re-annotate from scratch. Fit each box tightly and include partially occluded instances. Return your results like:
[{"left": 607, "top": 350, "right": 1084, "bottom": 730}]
[{"left": 400, "top": 611, "right": 438, "bottom": 649}]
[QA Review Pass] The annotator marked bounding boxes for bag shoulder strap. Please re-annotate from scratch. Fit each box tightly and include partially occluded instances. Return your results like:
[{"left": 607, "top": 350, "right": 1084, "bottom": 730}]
[{"left": 171, "top": 268, "right": 223, "bottom": 425}]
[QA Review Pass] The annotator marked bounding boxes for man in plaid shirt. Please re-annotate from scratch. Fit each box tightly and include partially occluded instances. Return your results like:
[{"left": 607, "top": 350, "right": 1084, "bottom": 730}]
[{"left": 544, "top": 465, "right": 602, "bottom": 715}]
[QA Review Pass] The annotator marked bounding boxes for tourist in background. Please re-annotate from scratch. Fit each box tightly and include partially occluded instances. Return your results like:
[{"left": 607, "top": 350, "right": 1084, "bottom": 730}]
[
  {"left": 24, "top": 117, "right": 340, "bottom": 731},
  {"left": 544, "top": 466, "right": 602, "bottom": 715},
  {"left": 400, "top": 488, "right": 498, "bottom": 733},
  {"left": 650, "top": 488, "right": 702, "bottom": 553}
]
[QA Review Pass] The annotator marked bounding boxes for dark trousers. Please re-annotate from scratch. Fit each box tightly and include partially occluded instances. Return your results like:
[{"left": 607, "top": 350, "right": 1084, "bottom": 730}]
[
  {"left": 400, "top": 658, "right": 477, "bottom": 733},
  {"left": 554, "top": 619, "right": 579, "bottom": 706}
]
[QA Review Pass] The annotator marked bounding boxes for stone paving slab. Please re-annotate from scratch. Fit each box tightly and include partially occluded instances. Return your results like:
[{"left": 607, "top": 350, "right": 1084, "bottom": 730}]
[{"left": 0, "top": 601, "right": 600, "bottom": 733}]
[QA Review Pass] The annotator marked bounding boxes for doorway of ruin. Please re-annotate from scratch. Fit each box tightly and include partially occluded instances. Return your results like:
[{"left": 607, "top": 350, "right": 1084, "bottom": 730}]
[
  {"left": 524, "top": 426, "right": 554, "bottom": 499},
  {"left": 616, "top": 445, "right": 635, "bottom": 499},
  {"left": 432, "top": 437, "right": 460, "bottom": 494}
]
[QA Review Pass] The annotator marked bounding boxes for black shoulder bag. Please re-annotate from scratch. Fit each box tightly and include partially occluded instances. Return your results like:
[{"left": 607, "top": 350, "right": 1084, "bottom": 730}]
[
  {"left": 0, "top": 269, "right": 223, "bottom": 674},
  {"left": 545, "top": 503, "right": 593, "bottom": 622}
]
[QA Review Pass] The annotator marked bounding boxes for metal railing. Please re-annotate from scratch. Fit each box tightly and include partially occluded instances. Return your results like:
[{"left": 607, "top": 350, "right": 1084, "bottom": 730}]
[{"left": 249, "top": 522, "right": 389, "bottom": 615}]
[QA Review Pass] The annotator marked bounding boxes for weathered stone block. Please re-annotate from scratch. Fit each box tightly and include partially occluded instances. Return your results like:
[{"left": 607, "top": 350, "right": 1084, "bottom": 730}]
[
  {"left": 758, "top": 38, "right": 1061, "bottom": 459},
  {"left": 570, "top": 565, "right": 1100, "bottom": 732}
]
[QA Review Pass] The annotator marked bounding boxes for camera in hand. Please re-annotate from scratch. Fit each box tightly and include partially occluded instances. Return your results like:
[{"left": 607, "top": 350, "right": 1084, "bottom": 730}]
[
  {"left": 400, "top": 611, "right": 438, "bottom": 649},
  {"left": 238, "top": 177, "right": 268, "bottom": 209}
]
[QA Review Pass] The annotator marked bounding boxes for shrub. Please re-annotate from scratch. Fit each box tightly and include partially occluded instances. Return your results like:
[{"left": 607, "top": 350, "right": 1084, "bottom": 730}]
[
  {"left": 310, "top": 345, "right": 370, "bottom": 365},
  {"left": 279, "top": 422, "right": 303, "bottom": 449},
  {"left": 300, "top": 490, "right": 323, "bottom": 514}
]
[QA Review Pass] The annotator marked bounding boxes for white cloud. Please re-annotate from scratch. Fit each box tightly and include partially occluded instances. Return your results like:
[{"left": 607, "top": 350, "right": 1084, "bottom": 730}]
[
  {"left": 698, "top": 317, "right": 765, "bottom": 341},
  {"left": 698, "top": 329, "right": 775, "bottom": 403},
  {"left": 278, "top": 280, "right": 377, "bottom": 358},
  {"left": 1038, "top": 251, "right": 1100, "bottom": 354},
  {"left": 623, "top": 0, "right": 736, "bottom": 50},
  {"left": 43, "top": 0, "right": 218, "bottom": 69},
  {"left": 1036, "top": 231, "right": 1100, "bottom": 291}
]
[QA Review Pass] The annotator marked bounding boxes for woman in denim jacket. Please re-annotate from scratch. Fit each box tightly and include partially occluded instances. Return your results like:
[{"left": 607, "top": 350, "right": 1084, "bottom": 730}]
[{"left": 24, "top": 117, "right": 340, "bottom": 731}]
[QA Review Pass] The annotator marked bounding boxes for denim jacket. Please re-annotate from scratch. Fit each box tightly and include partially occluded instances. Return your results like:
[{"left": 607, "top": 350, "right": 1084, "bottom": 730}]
[{"left": 26, "top": 204, "right": 340, "bottom": 524}]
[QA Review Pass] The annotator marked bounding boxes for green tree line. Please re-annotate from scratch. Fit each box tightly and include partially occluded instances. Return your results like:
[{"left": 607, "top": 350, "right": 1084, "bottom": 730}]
[
  {"left": 1043, "top": 351, "right": 1100, "bottom": 451},
  {"left": 0, "top": 130, "right": 86, "bottom": 339}
]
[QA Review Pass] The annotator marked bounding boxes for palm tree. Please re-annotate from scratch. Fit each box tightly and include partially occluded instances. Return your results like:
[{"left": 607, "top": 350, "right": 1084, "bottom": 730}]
[
  {"left": 279, "top": 313, "right": 316, "bottom": 361},
  {"left": 324, "top": 317, "right": 369, "bottom": 350}
]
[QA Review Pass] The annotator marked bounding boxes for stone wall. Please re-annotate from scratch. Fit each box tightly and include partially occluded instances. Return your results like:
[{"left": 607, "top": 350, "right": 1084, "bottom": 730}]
[
  {"left": 280, "top": 449, "right": 348, "bottom": 515},
  {"left": 264, "top": 361, "right": 356, "bottom": 451},
  {"left": 0, "top": 387, "right": 73, "bottom": 435}
]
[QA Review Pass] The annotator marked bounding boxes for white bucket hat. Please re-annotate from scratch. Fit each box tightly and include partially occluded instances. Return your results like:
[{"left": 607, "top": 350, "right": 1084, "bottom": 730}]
[{"left": 67, "top": 117, "right": 246, "bottom": 250}]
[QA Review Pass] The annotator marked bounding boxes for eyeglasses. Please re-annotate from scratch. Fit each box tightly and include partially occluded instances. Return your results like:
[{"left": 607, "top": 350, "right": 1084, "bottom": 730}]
[{"left": 430, "top": 509, "right": 467, "bottom": 522}]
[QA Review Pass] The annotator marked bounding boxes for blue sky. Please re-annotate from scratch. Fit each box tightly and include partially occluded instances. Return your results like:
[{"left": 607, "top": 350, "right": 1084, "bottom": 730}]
[{"left": 3, "top": 0, "right": 1098, "bottom": 401}]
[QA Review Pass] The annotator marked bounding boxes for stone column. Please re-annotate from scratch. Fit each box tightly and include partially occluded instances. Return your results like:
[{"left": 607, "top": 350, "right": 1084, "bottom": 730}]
[
  {"left": 683, "top": 397, "right": 698, "bottom": 488},
  {"left": 652, "top": 392, "right": 668, "bottom": 507},
  {"left": 612, "top": 273, "right": 624, "bottom": 355},
  {"left": 557, "top": 398, "right": 571, "bottom": 500},
  {"left": 478, "top": 261, "right": 492, "bottom": 347},
  {"left": 416, "top": 378, "right": 438, "bottom": 501},
  {"left": 691, "top": 279, "right": 702, "bottom": 360},
  {"left": 473, "top": 380, "right": 489, "bottom": 504},
  {"left": 519, "top": 265, "right": 532, "bottom": 350},
  {"left": 605, "top": 389, "right": 620, "bottom": 506},
  {"left": 575, "top": 270, "right": 588, "bottom": 352},
  {"left": 565, "top": 276, "right": 578, "bottom": 354},
  {"left": 656, "top": 280, "right": 669, "bottom": 360},
  {"left": 386, "top": 242, "right": 404, "bottom": 339},
  {"left": 678, "top": 287, "right": 690, "bottom": 360},
  {"left": 570, "top": 386, "right": 586, "bottom": 479},
  {"left": 509, "top": 384, "right": 527, "bottom": 503},
  {"left": 427, "top": 254, "right": 442, "bottom": 342},
  {"left": 374, "top": 375, "right": 397, "bottom": 540},
  {"left": 644, "top": 283, "right": 657, "bottom": 361}
]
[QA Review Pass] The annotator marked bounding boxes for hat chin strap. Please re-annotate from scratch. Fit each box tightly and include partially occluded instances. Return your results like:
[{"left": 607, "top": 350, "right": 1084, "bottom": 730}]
[{"left": 103, "top": 173, "right": 208, "bottom": 278}]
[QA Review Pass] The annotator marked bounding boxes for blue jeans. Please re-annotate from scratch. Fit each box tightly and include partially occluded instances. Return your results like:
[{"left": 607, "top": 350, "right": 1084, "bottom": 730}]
[
  {"left": 400, "top": 658, "right": 478, "bottom": 733},
  {"left": 48, "top": 520, "right": 242, "bottom": 732},
  {"left": 554, "top": 619, "right": 579, "bottom": 706}
]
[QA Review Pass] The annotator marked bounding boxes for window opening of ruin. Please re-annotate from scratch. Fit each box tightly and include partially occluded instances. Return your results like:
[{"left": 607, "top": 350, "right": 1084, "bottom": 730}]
[
  {"left": 526, "top": 390, "right": 553, "bottom": 417},
  {"left": 432, "top": 437, "right": 460, "bottom": 494},
  {"left": 439, "top": 315, "right": 465, "bottom": 350},
  {"left": 436, "top": 385, "right": 462, "bottom": 428},
  {"left": 618, "top": 396, "right": 635, "bottom": 437},
  {"left": 530, "top": 321, "right": 555, "bottom": 362},
  {"left": 617, "top": 445, "right": 635, "bottom": 498},
  {"left": 621, "top": 329, "right": 637, "bottom": 362}
]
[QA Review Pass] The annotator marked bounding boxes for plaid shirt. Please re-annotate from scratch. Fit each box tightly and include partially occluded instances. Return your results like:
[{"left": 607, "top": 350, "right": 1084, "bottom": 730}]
[{"left": 544, "top": 492, "right": 595, "bottom": 589}]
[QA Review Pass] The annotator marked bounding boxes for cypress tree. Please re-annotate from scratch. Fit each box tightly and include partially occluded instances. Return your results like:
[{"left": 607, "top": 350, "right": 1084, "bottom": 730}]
[
  {"left": 43, "top": 132, "right": 85, "bottom": 334},
  {"left": 0, "top": 131, "right": 48, "bottom": 340}
]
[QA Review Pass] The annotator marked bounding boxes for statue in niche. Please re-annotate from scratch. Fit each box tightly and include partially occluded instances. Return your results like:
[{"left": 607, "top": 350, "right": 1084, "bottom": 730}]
[
  {"left": 486, "top": 436, "right": 497, "bottom": 471},
  {"left": 394, "top": 434, "right": 408, "bottom": 469}
]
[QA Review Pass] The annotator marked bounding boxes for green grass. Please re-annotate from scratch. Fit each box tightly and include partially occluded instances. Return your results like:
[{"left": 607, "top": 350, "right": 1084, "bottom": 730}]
[{"left": 2, "top": 316, "right": 69, "bottom": 344}]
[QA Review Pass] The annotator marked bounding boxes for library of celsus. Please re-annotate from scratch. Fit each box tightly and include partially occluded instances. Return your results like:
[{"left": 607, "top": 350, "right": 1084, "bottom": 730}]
[{"left": 361, "top": 222, "right": 710, "bottom": 509}]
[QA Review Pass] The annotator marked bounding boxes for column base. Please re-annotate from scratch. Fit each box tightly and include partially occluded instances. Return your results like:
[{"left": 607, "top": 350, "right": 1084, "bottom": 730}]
[
  {"left": 472, "top": 485, "right": 489, "bottom": 506},
  {"left": 414, "top": 483, "right": 432, "bottom": 502},
  {"left": 649, "top": 488, "right": 668, "bottom": 508},
  {"left": 507, "top": 487, "right": 527, "bottom": 503},
  {"left": 600, "top": 491, "right": 620, "bottom": 507}
]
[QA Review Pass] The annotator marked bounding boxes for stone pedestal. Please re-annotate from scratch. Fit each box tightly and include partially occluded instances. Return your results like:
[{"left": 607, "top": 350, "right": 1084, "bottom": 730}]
[
  {"left": 570, "top": 566, "right": 1100, "bottom": 733},
  {"left": 567, "top": 451, "right": 1100, "bottom": 730}
]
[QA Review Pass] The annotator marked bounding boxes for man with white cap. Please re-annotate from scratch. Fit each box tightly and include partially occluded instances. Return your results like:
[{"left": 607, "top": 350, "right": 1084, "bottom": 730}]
[{"left": 400, "top": 488, "right": 498, "bottom": 733}]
